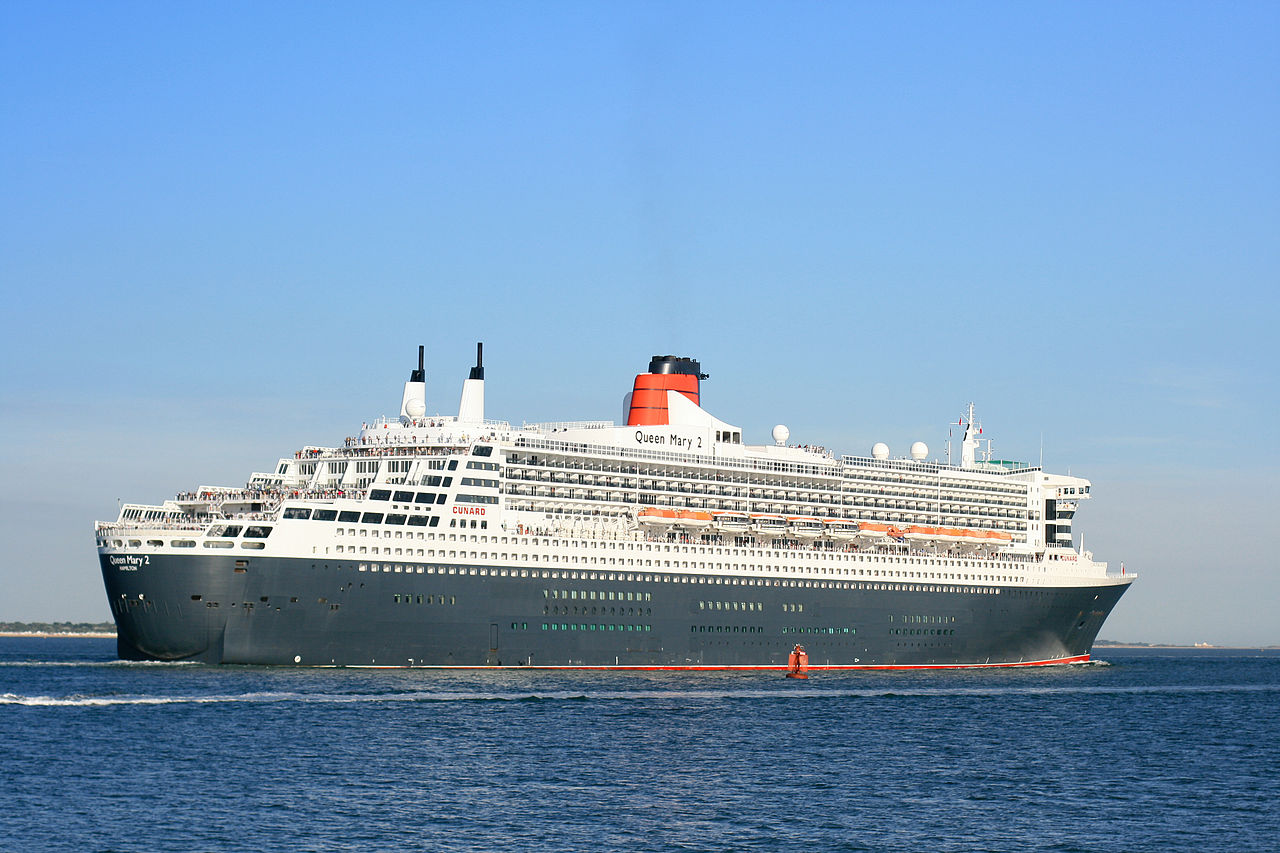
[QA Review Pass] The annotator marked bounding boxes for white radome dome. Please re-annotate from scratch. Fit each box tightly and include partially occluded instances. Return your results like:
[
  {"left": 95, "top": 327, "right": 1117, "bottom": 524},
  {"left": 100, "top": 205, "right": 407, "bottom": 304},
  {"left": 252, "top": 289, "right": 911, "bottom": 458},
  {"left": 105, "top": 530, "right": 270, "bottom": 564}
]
[
  {"left": 406, "top": 398, "right": 426, "bottom": 418},
  {"left": 910, "top": 441, "right": 928, "bottom": 461},
  {"left": 872, "top": 442, "right": 890, "bottom": 460},
  {"left": 772, "top": 424, "right": 790, "bottom": 446}
]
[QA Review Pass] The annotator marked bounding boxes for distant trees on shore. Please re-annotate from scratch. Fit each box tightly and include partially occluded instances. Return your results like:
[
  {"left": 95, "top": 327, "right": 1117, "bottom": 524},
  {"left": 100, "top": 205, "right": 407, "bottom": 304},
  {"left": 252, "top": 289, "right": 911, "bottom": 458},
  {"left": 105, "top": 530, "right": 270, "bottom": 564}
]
[{"left": 0, "top": 621, "right": 115, "bottom": 634}]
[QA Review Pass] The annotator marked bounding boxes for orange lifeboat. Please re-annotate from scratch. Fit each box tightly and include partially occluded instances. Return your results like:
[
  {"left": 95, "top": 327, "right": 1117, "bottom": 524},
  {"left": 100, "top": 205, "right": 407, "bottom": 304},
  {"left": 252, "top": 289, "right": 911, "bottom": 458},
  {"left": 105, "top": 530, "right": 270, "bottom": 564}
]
[
  {"left": 636, "top": 507, "right": 677, "bottom": 525},
  {"left": 676, "top": 510, "right": 713, "bottom": 529},
  {"left": 904, "top": 525, "right": 939, "bottom": 542},
  {"left": 857, "top": 521, "right": 891, "bottom": 540}
]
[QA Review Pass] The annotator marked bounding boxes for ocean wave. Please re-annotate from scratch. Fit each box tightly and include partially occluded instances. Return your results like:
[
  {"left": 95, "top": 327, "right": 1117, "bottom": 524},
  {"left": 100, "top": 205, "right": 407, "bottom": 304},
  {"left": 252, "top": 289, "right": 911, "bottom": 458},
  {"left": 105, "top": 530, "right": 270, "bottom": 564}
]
[
  {"left": 0, "top": 659, "right": 202, "bottom": 668},
  {"left": 3, "top": 683, "right": 1278, "bottom": 708}
]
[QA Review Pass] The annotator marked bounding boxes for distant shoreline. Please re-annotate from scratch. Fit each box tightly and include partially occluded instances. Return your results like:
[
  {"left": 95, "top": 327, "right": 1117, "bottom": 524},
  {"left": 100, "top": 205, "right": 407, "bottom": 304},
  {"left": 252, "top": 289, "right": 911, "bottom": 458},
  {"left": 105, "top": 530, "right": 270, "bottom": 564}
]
[
  {"left": 0, "top": 632, "right": 116, "bottom": 638},
  {"left": 1094, "top": 643, "right": 1279, "bottom": 650}
]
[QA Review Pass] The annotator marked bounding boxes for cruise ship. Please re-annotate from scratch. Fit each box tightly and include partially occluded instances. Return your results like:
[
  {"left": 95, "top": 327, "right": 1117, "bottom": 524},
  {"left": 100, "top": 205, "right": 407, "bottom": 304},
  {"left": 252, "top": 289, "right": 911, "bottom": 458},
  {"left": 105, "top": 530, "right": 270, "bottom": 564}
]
[{"left": 96, "top": 346, "right": 1134, "bottom": 669}]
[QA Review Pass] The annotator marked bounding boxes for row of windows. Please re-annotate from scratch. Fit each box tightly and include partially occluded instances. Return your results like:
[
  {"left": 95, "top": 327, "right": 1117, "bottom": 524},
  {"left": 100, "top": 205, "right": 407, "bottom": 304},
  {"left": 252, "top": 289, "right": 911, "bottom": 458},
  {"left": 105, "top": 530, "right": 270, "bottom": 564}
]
[
  {"left": 369, "top": 485, "right": 452, "bottom": 502},
  {"left": 291, "top": 508, "right": 450, "bottom": 523},
  {"left": 544, "top": 589, "right": 652, "bottom": 602},
  {"left": 456, "top": 493, "right": 499, "bottom": 505},
  {"left": 507, "top": 451, "right": 1025, "bottom": 495},
  {"left": 209, "top": 525, "right": 274, "bottom": 537},
  {"left": 543, "top": 623, "right": 649, "bottom": 632},
  {"left": 546, "top": 605, "right": 647, "bottom": 617},
  {"left": 392, "top": 594, "right": 456, "bottom": 605},
  {"left": 506, "top": 448, "right": 1026, "bottom": 499},
  {"left": 891, "top": 614, "right": 957, "bottom": 624},
  {"left": 506, "top": 484, "right": 1025, "bottom": 528},
  {"left": 698, "top": 600, "right": 765, "bottom": 612},
  {"left": 460, "top": 477, "right": 498, "bottom": 488},
  {"left": 108, "top": 536, "right": 1017, "bottom": 597},
  {"left": 520, "top": 532, "right": 1025, "bottom": 569},
  {"left": 326, "top": 512, "right": 444, "bottom": 528},
  {"left": 782, "top": 626, "right": 857, "bottom": 635},
  {"left": 109, "top": 536, "right": 1019, "bottom": 598},
  {"left": 892, "top": 628, "right": 955, "bottom": 636},
  {"left": 624, "top": 482, "right": 1027, "bottom": 515},
  {"left": 168, "top": 539, "right": 264, "bottom": 550},
  {"left": 121, "top": 508, "right": 182, "bottom": 521},
  {"left": 693, "top": 625, "right": 765, "bottom": 634}
]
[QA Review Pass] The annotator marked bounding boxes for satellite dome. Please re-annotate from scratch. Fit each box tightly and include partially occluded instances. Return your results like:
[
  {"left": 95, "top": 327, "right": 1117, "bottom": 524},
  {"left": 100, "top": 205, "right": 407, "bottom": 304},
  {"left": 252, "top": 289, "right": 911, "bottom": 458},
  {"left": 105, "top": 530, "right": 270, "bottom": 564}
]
[
  {"left": 772, "top": 424, "right": 790, "bottom": 446},
  {"left": 406, "top": 398, "right": 426, "bottom": 418},
  {"left": 872, "top": 442, "right": 889, "bottom": 460},
  {"left": 910, "top": 441, "right": 928, "bottom": 461}
]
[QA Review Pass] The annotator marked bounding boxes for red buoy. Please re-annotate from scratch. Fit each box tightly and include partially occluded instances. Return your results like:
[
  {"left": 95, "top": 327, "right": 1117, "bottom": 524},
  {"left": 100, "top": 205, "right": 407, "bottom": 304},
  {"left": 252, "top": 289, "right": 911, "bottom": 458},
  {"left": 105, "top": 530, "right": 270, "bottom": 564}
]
[{"left": 785, "top": 644, "right": 809, "bottom": 679}]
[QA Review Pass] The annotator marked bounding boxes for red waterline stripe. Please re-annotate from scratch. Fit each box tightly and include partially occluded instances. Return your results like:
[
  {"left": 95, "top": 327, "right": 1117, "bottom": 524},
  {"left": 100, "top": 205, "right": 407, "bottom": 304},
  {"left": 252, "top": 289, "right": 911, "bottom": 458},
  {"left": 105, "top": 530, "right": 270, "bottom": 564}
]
[{"left": 358, "top": 654, "right": 1091, "bottom": 671}]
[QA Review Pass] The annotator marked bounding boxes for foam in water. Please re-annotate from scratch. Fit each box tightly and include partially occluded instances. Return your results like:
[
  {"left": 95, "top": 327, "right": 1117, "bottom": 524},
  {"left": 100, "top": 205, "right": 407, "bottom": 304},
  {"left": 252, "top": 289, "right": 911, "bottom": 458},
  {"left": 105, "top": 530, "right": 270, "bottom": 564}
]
[{"left": 3, "top": 683, "right": 1277, "bottom": 708}]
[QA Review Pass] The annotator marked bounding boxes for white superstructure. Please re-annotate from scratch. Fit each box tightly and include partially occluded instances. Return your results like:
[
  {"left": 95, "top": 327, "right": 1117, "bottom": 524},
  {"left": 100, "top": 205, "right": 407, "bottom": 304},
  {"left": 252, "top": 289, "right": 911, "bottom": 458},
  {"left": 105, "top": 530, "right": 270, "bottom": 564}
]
[{"left": 101, "top": 348, "right": 1131, "bottom": 595}]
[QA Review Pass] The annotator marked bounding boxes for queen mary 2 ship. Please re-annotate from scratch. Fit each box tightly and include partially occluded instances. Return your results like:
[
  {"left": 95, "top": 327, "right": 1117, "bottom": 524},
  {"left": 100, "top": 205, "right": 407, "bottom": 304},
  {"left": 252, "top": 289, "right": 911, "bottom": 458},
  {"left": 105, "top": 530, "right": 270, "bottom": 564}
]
[{"left": 96, "top": 345, "right": 1134, "bottom": 669}]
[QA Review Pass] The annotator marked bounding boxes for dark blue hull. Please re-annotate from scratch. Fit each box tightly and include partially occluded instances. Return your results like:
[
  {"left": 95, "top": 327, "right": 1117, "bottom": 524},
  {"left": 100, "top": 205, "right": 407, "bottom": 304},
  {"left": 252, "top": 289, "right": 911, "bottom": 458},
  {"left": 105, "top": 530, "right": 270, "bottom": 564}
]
[{"left": 101, "top": 553, "right": 1130, "bottom": 668}]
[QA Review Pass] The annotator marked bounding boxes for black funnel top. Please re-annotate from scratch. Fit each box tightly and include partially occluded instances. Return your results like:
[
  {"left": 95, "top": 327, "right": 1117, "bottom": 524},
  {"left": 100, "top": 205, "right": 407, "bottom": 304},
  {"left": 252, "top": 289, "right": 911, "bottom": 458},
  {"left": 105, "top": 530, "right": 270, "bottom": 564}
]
[
  {"left": 469, "top": 342, "right": 484, "bottom": 380},
  {"left": 648, "top": 355, "right": 708, "bottom": 380},
  {"left": 409, "top": 345, "right": 425, "bottom": 383}
]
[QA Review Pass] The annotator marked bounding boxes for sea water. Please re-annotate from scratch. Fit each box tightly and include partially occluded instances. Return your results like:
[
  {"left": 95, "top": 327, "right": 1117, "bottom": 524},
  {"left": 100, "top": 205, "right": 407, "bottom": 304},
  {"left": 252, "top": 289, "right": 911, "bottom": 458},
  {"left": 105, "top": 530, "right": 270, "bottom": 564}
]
[{"left": 2, "top": 639, "right": 1277, "bottom": 852}]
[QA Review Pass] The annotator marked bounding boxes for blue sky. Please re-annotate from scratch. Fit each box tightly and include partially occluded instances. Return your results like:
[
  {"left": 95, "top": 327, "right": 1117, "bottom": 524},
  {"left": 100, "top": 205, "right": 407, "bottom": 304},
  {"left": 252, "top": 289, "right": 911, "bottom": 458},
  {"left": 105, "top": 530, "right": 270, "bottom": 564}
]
[{"left": 2, "top": 2, "right": 1276, "bottom": 644}]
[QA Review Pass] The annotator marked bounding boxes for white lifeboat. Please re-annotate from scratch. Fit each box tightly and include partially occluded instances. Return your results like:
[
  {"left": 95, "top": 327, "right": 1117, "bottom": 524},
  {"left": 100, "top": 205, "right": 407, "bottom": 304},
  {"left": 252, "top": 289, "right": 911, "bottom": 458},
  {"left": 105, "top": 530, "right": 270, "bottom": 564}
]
[
  {"left": 751, "top": 513, "right": 787, "bottom": 534},
  {"left": 788, "top": 516, "right": 825, "bottom": 538},
  {"left": 711, "top": 511, "right": 750, "bottom": 532},
  {"left": 823, "top": 519, "right": 859, "bottom": 541}
]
